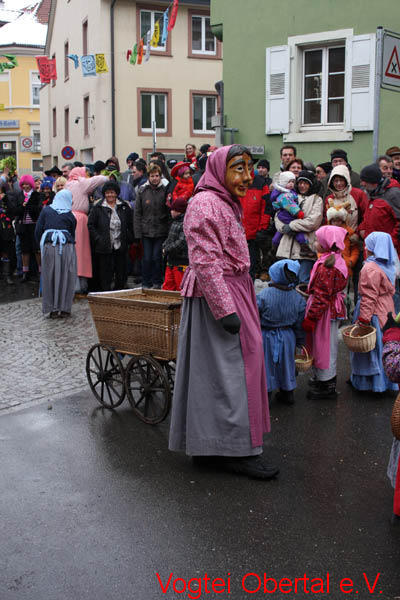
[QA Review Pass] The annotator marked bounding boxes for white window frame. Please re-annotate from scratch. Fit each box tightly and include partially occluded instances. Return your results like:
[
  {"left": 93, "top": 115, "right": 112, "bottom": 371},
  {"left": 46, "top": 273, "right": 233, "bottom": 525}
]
[
  {"left": 141, "top": 93, "right": 167, "bottom": 133},
  {"left": 192, "top": 95, "right": 216, "bottom": 134},
  {"left": 191, "top": 15, "right": 216, "bottom": 55},
  {"left": 285, "top": 28, "right": 354, "bottom": 142},
  {"left": 30, "top": 125, "right": 41, "bottom": 153},
  {"left": 302, "top": 45, "right": 345, "bottom": 128},
  {"left": 30, "top": 70, "right": 41, "bottom": 107},
  {"left": 140, "top": 9, "right": 166, "bottom": 52}
]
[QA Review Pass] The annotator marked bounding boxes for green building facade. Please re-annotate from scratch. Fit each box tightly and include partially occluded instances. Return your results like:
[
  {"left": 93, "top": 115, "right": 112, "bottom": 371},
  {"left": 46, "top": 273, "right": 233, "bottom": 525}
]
[{"left": 210, "top": 0, "right": 400, "bottom": 173}]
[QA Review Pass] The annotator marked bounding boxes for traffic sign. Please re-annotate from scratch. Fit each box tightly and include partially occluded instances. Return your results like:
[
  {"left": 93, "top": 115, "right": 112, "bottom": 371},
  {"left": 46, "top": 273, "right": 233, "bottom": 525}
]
[
  {"left": 382, "top": 32, "right": 400, "bottom": 88},
  {"left": 61, "top": 145, "right": 75, "bottom": 160},
  {"left": 20, "top": 136, "right": 33, "bottom": 152}
]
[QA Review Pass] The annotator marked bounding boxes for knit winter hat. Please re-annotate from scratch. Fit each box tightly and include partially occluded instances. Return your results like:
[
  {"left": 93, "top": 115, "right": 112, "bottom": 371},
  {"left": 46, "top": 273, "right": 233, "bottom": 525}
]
[
  {"left": 19, "top": 174, "right": 35, "bottom": 189},
  {"left": 170, "top": 197, "right": 187, "bottom": 213},
  {"left": 360, "top": 163, "right": 382, "bottom": 184},
  {"left": 258, "top": 159, "right": 270, "bottom": 170},
  {"left": 297, "top": 170, "right": 315, "bottom": 186},
  {"left": 277, "top": 171, "right": 296, "bottom": 188},
  {"left": 41, "top": 176, "right": 55, "bottom": 190},
  {"left": 330, "top": 149, "right": 348, "bottom": 162},
  {"left": 326, "top": 206, "right": 348, "bottom": 223},
  {"left": 171, "top": 161, "right": 191, "bottom": 179},
  {"left": 102, "top": 180, "right": 120, "bottom": 196},
  {"left": 93, "top": 160, "right": 106, "bottom": 173},
  {"left": 126, "top": 152, "right": 139, "bottom": 163}
]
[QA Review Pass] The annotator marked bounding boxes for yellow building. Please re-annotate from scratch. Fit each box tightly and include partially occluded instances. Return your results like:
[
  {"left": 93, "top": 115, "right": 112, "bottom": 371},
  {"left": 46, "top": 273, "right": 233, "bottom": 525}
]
[{"left": 0, "top": 3, "right": 48, "bottom": 174}]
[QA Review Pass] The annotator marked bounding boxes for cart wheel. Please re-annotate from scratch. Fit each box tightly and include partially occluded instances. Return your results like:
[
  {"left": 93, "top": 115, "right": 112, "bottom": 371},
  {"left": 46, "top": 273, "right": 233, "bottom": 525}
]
[
  {"left": 125, "top": 355, "right": 171, "bottom": 424},
  {"left": 86, "top": 343, "right": 125, "bottom": 408},
  {"left": 164, "top": 361, "right": 176, "bottom": 392}
]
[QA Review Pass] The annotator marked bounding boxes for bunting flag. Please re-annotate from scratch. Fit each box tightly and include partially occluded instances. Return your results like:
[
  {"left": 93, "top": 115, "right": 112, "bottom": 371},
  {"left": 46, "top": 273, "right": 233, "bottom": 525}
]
[
  {"left": 167, "top": 0, "right": 179, "bottom": 31},
  {"left": 145, "top": 30, "right": 151, "bottom": 62},
  {"left": 150, "top": 21, "right": 160, "bottom": 47},
  {"left": 0, "top": 54, "right": 18, "bottom": 74},
  {"left": 36, "top": 56, "right": 57, "bottom": 83},
  {"left": 67, "top": 54, "right": 79, "bottom": 69},
  {"left": 161, "top": 10, "right": 169, "bottom": 45},
  {"left": 95, "top": 53, "right": 108, "bottom": 73},
  {"left": 137, "top": 39, "right": 144, "bottom": 65},
  {"left": 81, "top": 54, "right": 97, "bottom": 77},
  {"left": 130, "top": 44, "right": 138, "bottom": 65},
  {"left": 127, "top": 49, "right": 132, "bottom": 62}
]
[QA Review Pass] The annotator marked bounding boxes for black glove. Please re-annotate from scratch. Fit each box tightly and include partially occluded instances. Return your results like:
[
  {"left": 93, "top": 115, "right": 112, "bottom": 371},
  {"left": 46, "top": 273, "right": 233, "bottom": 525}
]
[
  {"left": 220, "top": 312, "right": 241, "bottom": 335},
  {"left": 282, "top": 224, "right": 293, "bottom": 235}
]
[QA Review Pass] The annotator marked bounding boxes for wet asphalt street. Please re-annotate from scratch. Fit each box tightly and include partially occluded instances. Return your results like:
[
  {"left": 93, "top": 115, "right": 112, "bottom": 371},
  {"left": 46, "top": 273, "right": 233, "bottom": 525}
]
[{"left": 1, "top": 284, "right": 400, "bottom": 600}]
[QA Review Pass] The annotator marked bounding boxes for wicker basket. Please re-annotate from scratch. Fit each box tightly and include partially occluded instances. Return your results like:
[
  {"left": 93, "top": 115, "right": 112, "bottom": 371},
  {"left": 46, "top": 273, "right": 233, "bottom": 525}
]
[
  {"left": 295, "top": 283, "right": 309, "bottom": 299},
  {"left": 342, "top": 324, "right": 376, "bottom": 353},
  {"left": 87, "top": 288, "right": 182, "bottom": 361},
  {"left": 295, "top": 345, "right": 313, "bottom": 372},
  {"left": 391, "top": 392, "right": 400, "bottom": 440}
]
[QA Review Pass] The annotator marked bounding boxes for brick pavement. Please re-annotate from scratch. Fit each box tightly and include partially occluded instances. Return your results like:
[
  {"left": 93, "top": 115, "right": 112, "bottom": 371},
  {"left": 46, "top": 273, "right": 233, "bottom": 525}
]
[{"left": 0, "top": 298, "right": 97, "bottom": 411}]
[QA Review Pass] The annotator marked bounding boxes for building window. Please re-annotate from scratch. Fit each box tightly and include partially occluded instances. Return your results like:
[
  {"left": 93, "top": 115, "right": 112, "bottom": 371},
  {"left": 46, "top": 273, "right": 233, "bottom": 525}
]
[
  {"left": 82, "top": 19, "right": 88, "bottom": 55},
  {"left": 64, "top": 41, "right": 69, "bottom": 80},
  {"left": 141, "top": 92, "right": 167, "bottom": 132},
  {"left": 191, "top": 15, "right": 216, "bottom": 55},
  {"left": 266, "top": 30, "right": 376, "bottom": 141},
  {"left": 64, "top": 107, "right": 69, "bottom": 143},
  {"left": 81, "top": 148, "right": 93, "bottom": 163},
  {"left": 30, "top": 71, "right": 41, "bottom": 106},
  {"left": 303, "top": 46, "right": 345, "bottom": 126},
  {"left": 140, "top": 9, "right": 166, "bottom": 52},
  {"left": 83, "top": 96, "right": 89, "bottom": 136},
  {"left": 51, "top": 53, "right": 56, "bottom": 87},
  {"left": 32, "top": 159, "right": 43, "bottom": 172},
  {"left": 32, "top": 130, "right": 41, "bottom": 153},
  {"left": 52, "top": 107, "right": 56, "bottom": 137},
  {"left": 192, "top": 94, "right": 216, "bottom": 134}
]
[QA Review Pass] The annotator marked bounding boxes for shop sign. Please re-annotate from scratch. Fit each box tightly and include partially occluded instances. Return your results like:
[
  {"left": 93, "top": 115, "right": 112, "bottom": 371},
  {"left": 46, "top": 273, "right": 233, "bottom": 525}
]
[{"left": 0, "top": 119, "right": 19, "bottom": 128}]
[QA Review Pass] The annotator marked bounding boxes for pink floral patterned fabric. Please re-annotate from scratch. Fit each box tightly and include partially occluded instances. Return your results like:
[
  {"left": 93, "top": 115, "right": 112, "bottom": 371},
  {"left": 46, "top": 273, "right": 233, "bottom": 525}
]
[{"left": 181, "top": 190, "right": 250, "bottom": 320}]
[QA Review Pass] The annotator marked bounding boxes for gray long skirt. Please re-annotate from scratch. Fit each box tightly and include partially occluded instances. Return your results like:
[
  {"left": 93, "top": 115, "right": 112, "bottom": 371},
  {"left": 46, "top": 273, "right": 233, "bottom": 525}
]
[
  {"left": 41, "top": 243, "right": 77, "bottom": 315},
  {"left": 169, "top": 297, "right": 262, "bottom": 456}
]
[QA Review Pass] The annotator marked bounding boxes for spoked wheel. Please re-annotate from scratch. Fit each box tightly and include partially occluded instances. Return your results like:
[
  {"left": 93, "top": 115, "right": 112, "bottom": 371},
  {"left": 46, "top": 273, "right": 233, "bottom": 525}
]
[
  {"left": 86, "top": 343, "right": 125, "bottom": 408},
  {"left": 124, "top": 355, "right": 171, "bottom": 424},
  {"left": 163, "top": 361, "right": 176, "bottom": 392}
]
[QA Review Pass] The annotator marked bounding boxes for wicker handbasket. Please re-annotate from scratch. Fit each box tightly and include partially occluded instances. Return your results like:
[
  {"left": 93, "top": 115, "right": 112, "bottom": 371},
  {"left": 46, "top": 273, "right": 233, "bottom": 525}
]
[
  {"left": 295, "top": 345, "right": 313, "bottom": 372},
  {"left": 342, "top": 324, "right": 377, "bottom": 353},
  {"left": 87, "top": 288, "right": 182, "bottom": 361},
  {"left": 391, "top": 392, "right": 400, "bottom": 440},
  {"left": 295, "top": 283, "right": 309, "bottom": 299}
]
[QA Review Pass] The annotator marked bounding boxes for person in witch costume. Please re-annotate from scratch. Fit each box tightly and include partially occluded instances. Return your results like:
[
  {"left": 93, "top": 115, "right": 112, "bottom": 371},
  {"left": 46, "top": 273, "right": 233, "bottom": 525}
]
[{"left": 169, "top": 145, "right": 278, "bottom": 480}]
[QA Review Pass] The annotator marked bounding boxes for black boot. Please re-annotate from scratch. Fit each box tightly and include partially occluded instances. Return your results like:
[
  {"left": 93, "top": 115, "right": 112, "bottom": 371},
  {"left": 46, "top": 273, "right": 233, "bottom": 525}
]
[
  {"left": 4, "top": 261, "right": 14, "bottom": 285},
  {"left": 276, "top": 389, "right": 295, "bottom": 405},
  {"left": 21, "top": 271, "right": 29, "bottom": 282},
  {"left": 193, "top": 455, "right": 279, "bottom": 480},
  {"left": 307, "top": 377, "right": 338, "bottom": 400}
]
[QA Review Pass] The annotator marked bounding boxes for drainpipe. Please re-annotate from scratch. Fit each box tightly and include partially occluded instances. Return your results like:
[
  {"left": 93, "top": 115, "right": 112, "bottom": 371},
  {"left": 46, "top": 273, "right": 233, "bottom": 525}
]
[
  {"left": 110, "top": 0, "right": 117, "bottom": 155},
  {"left": 215, "top": 80, "right": 224, "bottom": 146}
]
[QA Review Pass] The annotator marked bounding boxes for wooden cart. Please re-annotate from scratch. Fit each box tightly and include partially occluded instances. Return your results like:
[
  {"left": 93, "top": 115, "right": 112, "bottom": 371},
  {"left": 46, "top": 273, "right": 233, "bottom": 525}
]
[{"left": 86, "top": 288, "right": 182, "bottom": 424}]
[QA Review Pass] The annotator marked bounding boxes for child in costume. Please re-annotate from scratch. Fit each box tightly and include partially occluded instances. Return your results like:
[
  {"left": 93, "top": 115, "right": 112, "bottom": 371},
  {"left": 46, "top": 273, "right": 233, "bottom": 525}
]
[
  {"left": 271, "top": 171, "right": 314, "bottom": 258},
  {"left": 350, "top": 232, "right": 399, "bottom": 393},
  {"left": 302, "top": 225, "right": 348, "bottom": 399},
  {"left": 326, "top": 203, "right": 360, "bottom": 277},
  {"left": 382, "top": 312, "right": 400, "bottom": 525},
  {"left": 162, "top": 197, "right": 188, "bottom": 291},
  {"left": 256, "top": 259, "right": 306, "bottom": 405}
]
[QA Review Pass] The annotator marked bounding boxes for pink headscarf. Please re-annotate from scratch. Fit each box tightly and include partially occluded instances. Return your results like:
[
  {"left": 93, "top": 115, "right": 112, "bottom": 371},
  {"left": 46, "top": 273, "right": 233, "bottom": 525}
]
[
  {"left": 309, "top": 225, "right": 348, "bottom": 286},
  {"left": 195, "top": 145, "right": 243, "bottom": 221},
  {"left": 68, "top": 167, "right": 87, "bottom": 181}
]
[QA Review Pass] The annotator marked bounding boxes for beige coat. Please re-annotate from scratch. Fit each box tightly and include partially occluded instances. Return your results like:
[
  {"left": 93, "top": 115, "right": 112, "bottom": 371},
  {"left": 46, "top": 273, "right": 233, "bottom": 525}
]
[
  {"left": 326, "top": 164, "right": 358, "bottom": 230},
  {"left": 275, "top": 193, "right": 323, "bottom": 260}
]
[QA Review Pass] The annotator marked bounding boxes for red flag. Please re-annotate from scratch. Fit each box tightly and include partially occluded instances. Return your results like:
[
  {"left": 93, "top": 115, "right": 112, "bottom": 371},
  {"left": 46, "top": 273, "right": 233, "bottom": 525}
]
[
  {"left": 167, "top": 0, "right": 179, "bottom": 31},
  {"left": 137, "top": 38, "right": 144, "bottom": 65},
  {"left": 36, "top": 56, "right": 57, "bottom": 83}
]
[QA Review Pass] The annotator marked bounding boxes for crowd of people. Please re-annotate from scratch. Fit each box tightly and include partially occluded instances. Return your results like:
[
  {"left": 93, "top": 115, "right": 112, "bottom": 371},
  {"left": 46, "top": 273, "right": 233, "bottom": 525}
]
[{"left": 1, "top": 141, "right": 400, "bottom": 520}]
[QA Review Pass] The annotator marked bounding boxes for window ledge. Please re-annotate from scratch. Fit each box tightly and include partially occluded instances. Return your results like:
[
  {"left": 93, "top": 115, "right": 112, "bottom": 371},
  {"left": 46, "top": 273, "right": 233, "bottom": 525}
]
[{"left": 283, "top": 130, "right": 353, "bottom": 143}]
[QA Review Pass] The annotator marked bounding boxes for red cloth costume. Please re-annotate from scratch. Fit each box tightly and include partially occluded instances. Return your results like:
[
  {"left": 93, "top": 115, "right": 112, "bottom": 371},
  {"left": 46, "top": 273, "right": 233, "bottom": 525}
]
[
  {"left": 239, "top": 175, "right": 270, "bottom": 240},
  {"left": 358, "top": 198, "right": 400, "bottom": 253},
  {"left": 172, "top": 177, "right": 194, "bottom": 203}
]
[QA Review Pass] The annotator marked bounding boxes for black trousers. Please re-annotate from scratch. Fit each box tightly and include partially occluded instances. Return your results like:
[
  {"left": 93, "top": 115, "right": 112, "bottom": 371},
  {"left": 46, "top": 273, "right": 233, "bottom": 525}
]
[{"left": 96, "top": 249, "right": 127, "bottom": 292}]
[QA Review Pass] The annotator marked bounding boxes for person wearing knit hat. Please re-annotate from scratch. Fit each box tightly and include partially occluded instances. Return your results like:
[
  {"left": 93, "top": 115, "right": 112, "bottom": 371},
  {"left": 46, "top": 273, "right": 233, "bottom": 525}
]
[
  {"left": 161, "top": 197, "right": 189, "bottom": 291},
  {"left": 256, "top": 159, "right": 272, "bottom": 186},
  {"left": 270, "top": 171, "right": 315, "bottom": 259},
  {"left": 318, "top": 148, "right": 361, "bottom": 195},
  {"left": 93, "top": 160, "right": 106, "bottom": 175},
  {"left": 122, "top": 153, "right": 139, "bottom": 187},
  {"left": 15, "top": 174, "right": 43, "bottom": 281},
  {"left": 170, "top": 161, "right": 195, "bottom": 204},
  {"left": 360, "top": 163, "right": 382, "bottom": 185}
]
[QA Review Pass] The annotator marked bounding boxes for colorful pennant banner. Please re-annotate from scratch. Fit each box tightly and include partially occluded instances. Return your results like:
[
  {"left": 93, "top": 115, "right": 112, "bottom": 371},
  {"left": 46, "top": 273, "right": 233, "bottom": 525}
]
[
  {"left": 36, "top": 56, "right": 57, "bottom": 83},
  {"left": 81, "top": 55, "right": 96, "bottom": 77},
  {"left": 168, "top": 0, "right": 179, "bottom": 31},
  {"left": 0, "top": 54, "right": 18, "bottom": 74},
  {"left": 95, "top": 53, "right": 108, "bottom": 73},
  {"left": 67, "top": 54, "right": 79, "bottom": 69}
]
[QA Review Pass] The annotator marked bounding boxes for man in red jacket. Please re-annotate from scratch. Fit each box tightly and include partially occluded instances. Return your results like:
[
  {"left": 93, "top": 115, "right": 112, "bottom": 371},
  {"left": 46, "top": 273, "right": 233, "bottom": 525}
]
[{"left": 239, "top": 172, "right": 270, "bottom": 280}]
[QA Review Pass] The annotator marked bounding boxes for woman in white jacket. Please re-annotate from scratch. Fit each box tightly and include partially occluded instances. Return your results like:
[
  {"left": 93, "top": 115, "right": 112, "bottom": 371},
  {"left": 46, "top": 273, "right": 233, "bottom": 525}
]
[{"left": 275, "top": 170, "right": 323, "bottom": 283}]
